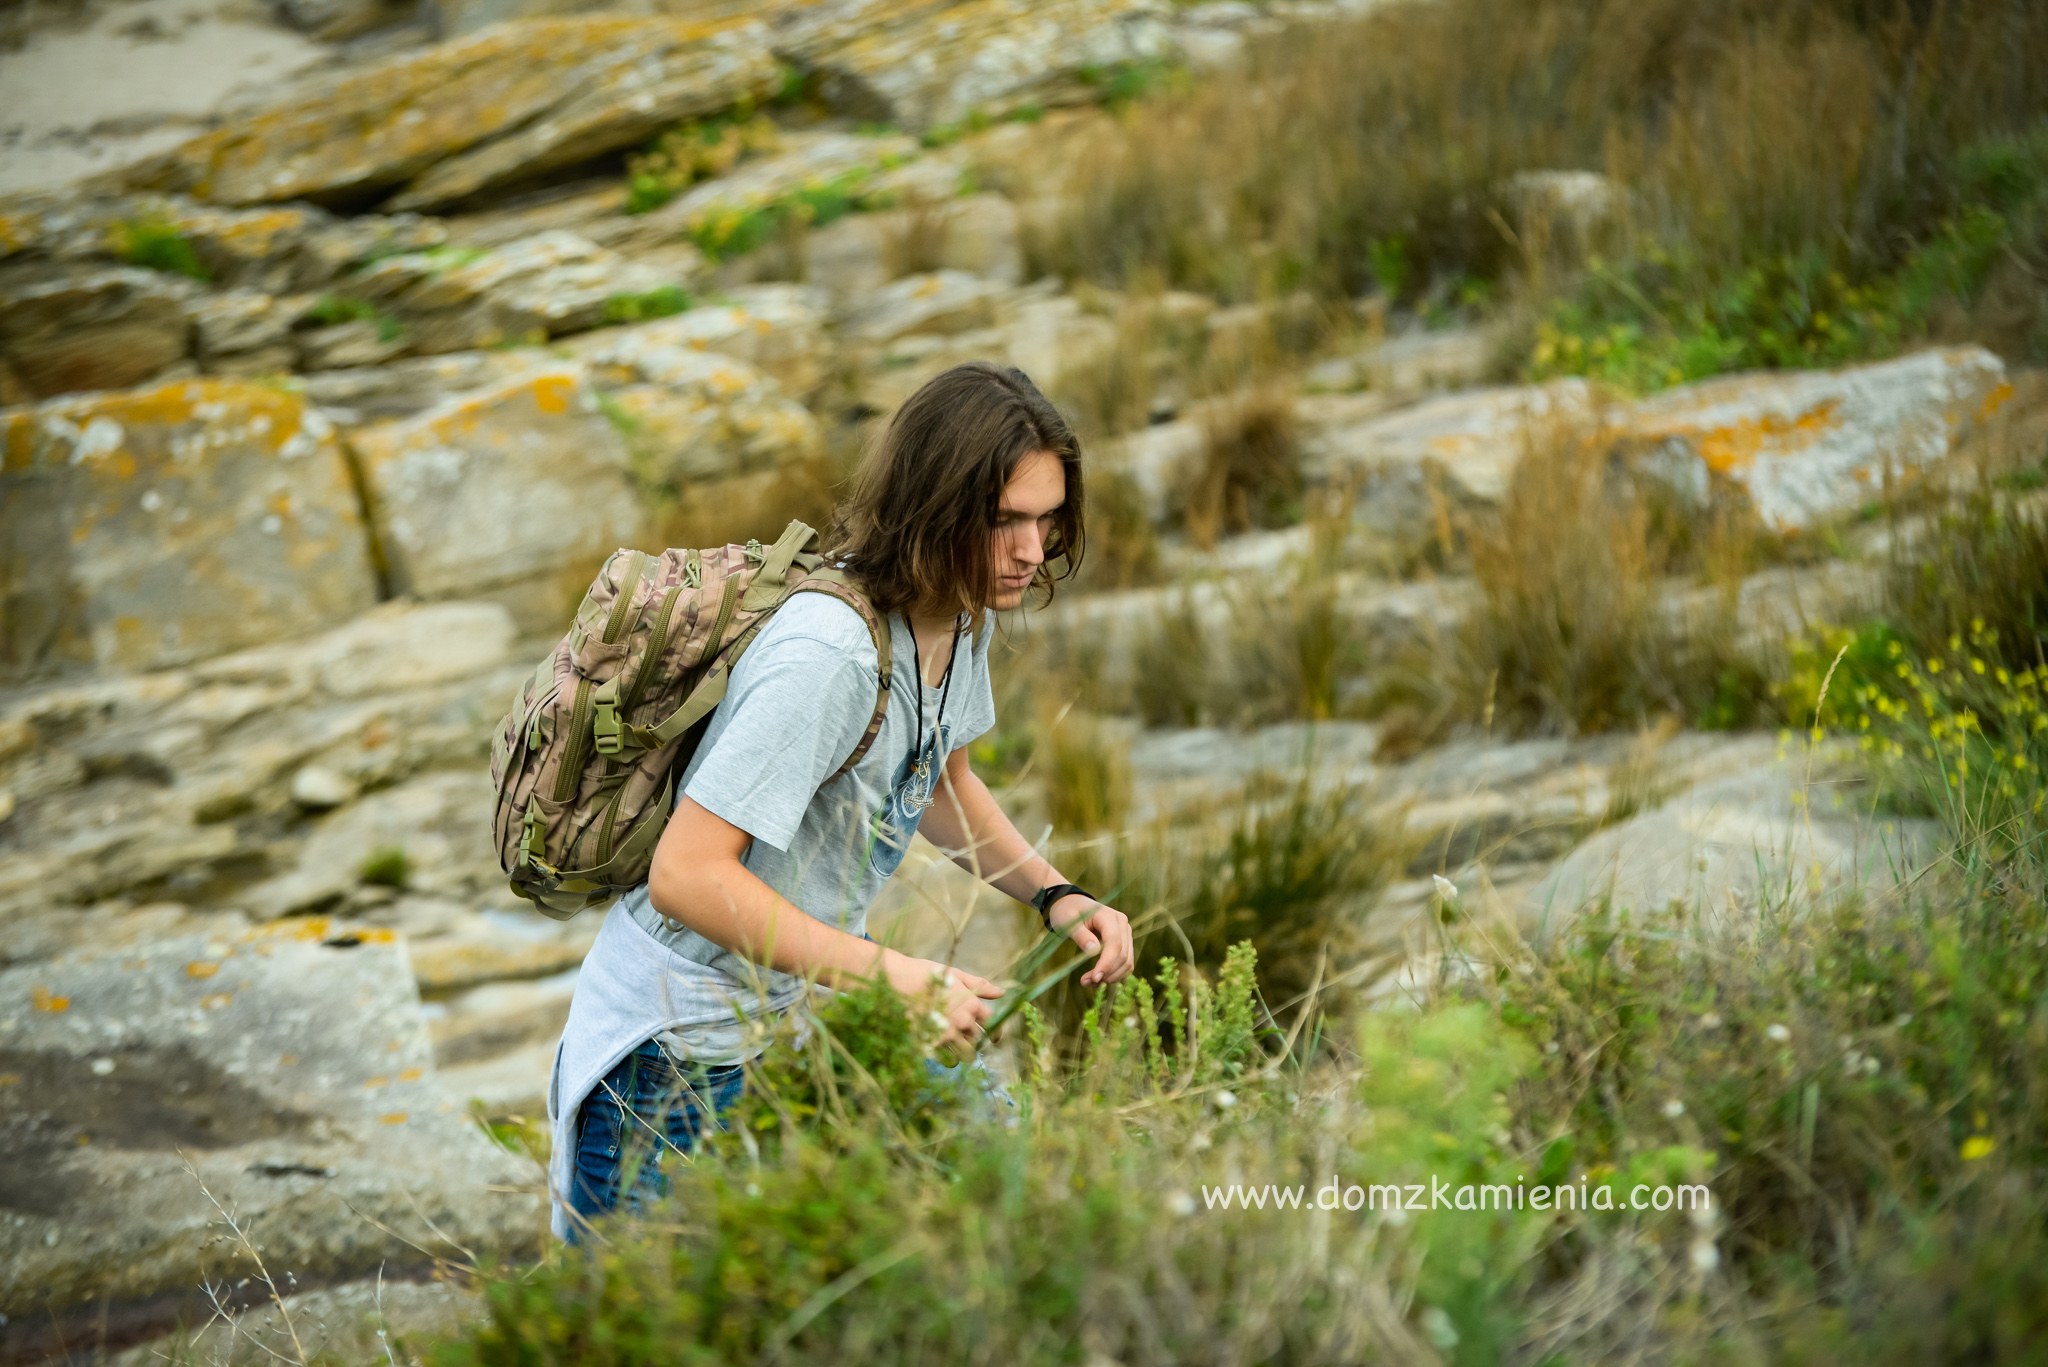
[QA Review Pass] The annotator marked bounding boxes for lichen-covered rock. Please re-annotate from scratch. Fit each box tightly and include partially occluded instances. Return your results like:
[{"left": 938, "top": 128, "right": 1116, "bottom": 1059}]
[
  {"left": 323, "top": 230, "right": 695, "bottom": 359},
  {"left": 1294, "top": 379, "right": 1597, "bottom": 541},
  {"left": 345, "top": 365, "right": 645, "bottom": 611},
  {"left": 613, "top": 372, "right": 824, "bottom": 497},
  {"left": 0, "top": 189, "right": 448, "bottom": 296},
  {"left": 103, "top": 16, "right": 782, "bottom": 212},
  {"left": 0, "top": 263, "right": 203, "bottom": 400},
  {"left": 573, "top": 282, "right": 830, "bottom": 399},
  {"left": 1, "top": 378, "right": 381, "bottom": 681},
  {"left": 841, "top": 268, "right": 1008, "bottom": 342},
  {"left": 294, "top": 349, "right": 556, "bottom": 423},
  {"left": 0, "top": 922, "right": 541, "bottom": 1356},
  {"left": 632, "top": 129, "right": 919, "bottom": 248},
  {"left": 1615, "top": 345, "right": 2012, "bottom": 530},
  {"left": 189, "top": 289, "right": 305, "bottom": 377},
  {"left": 772, "top": 0, "right": 1182, "bottom": 131},
  {"left": 0, "top": 602, "right": 525, "bottom": 942},
  {"left": 274, "top": 0, "right": 419, "bottom": 41},
  {"left": 798, "top": 191, "right": 1024, "bottom": 301}
]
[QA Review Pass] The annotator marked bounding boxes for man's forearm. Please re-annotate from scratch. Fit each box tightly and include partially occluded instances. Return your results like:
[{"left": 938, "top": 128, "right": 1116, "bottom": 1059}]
[
  {"left": 647, "top": 859, "right": 890, "bottom": 991},
  {"left": 923, "top": 760, "right": 1072, "bottom": 908}
]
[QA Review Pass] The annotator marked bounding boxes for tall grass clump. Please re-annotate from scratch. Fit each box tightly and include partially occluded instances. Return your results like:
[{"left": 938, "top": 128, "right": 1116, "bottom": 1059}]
[
  {"left": 1374, "top": 411, "right": 1776, "bottom": 742},
  {"left": 1040, "top": 0, "right": 2048, "bottom": 377}
]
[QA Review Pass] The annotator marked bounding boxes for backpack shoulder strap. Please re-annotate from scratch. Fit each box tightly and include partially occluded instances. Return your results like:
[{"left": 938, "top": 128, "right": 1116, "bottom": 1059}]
[{"left": 787, "top": 567, "right": 893, "bottom": 784}]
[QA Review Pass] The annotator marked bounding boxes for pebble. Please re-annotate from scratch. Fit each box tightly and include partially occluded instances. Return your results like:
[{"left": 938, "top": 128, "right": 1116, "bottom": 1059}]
[{"left": 289, "top": 764, "right": 355, "bottom": 811}]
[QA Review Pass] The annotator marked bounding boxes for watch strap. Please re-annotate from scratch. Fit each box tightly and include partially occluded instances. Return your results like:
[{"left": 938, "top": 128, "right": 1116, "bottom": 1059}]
[{"left": 1031, "top": 881, "right": 1095, "bottom": 929}]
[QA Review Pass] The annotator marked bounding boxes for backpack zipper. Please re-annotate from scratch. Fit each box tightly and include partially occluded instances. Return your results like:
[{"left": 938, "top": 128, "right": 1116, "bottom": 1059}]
[
  {"left": 619, "top": 581, "right": 684, "bottom": 723},
  {"left": 555, "top": 553, "right": 649, "bottom": 801},
  {"left": 593, "top": 781, "right": 629, "bottom": 865},
  {"left": 704, "top": 557, "right": 742, "bottom": 658}
]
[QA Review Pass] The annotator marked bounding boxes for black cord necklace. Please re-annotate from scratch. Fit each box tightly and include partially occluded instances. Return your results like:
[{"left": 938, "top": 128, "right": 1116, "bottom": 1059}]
[{"left": 904, "top": 609, "right": 963, "bottom": 810}]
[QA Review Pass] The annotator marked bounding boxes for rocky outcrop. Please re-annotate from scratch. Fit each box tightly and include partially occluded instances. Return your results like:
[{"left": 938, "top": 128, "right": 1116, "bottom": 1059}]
[
  {"left": 0, "top": 264, "right": 203, "bottom": 404},
  {"left": 1, "top": 378, "right": 382, "bottom": 682},
  {"left": 0, "top": 601, "right": 525, "bottom": 946},
  {"left": 1519, "top": 742, "right": 1939, "bottom": 939},
  {"left": 345, "top": 364, "right": 645, "bottom": 616},
  {"left": 572, "top": 343, "right": 825, "bottom": 496},
  {"left": 1302, "top": 347, "right": 2015, "bottom": 535},
  {"left": 101, "top": 16, "right": 783, "bottom": 213},
  {"left": 316, "top": 229, "right": 699, "bottom": 360},
  {"left": 564, "top": 282, "right": 831, "bottom": 400},
  {"left": 1617, "top": 345, "right": 2012, "bottom": 530},
  {"left": 0, "top": 922, "right": 541, "bottom": 1360},
  {"left": 771, "top": 0, "right": 1181, "bottom": 132},
  {"left": 1298, "top": 377, "right": 1595, "bottom": 527}
]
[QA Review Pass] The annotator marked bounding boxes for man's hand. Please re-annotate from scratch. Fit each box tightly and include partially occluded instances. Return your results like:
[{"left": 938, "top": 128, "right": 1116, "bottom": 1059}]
[
  {"left": 1048, "top": 894, "right": 1134, "bottom": 988},
  {"left": 880, "top": 948, "right": 1004, "bottom": 1058}
]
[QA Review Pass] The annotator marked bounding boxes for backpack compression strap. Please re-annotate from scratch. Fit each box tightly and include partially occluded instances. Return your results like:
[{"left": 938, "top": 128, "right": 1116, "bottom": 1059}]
[{"left": 619, "top": 561, "right": 894, "bottom": 778}]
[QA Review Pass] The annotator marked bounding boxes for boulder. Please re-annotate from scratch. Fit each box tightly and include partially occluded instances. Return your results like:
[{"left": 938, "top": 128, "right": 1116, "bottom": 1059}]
[
  {"left": 561, "top": 307, "right": 829, "bottom": 484},
  {"left": 1, "top": 378, "right": 382, "bottom": 681},
  {"left": 190, "top": 289, "right": 308, "bottom": 378},
  {"left": 1304, "top": 324, "right": 1501, "bottom": 397},
  {"left": 294, "top": 349, "right": 556, "bottom": 424},
  {"left": 633, "top": 130, "right": 921, "bottom": 253},
  {"left": 331, "top": 230, "right": 698, "bottom": 360},
  {"left": 0, "top": 603, "right": 525, "bottom": 939},
  {"left": 1298, "top": 377, "right": 1596, "bottom": 520},
  {"left": 103, "top": 16, "right": 782, "bottom": 213},
  {"left": 799, "top": 191, "right": 1024, "bottom": 301},
  {"left": 840, "top": 268, "right": 1008, "bottom": 343},
  {"left": 1615, "top": 346, "right": 2012, "bottom": 530},
  {"left": 0, "top": 190, "right": 450, "bottom": 297},
  {"left": 773, "top": 0, "right": 1181, "bottom": 132},
  {"left": 0, "top": 263, "right": 203, "bottom": 401},
  {"left": 273, "top": 0, "right": 420, "bottom": 41},
  {"left": 345, "top": 364, "right": 645, "bottom": 612},
  {"left": 237, "top": 769, "right": 505, "bottom": 920},
  {"left": 1520, "top": 745, "right": 1940, "bottom": 940},
  {"left": 564, "top": 282, "right": 831, "bottom": 400},
  {"left": 0, "top": 921, "right": 541, "bottom": 1361}
]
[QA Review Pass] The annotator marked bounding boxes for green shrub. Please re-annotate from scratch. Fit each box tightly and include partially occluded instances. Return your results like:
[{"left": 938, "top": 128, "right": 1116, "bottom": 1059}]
[
  {"left": 358, "top": 845, "right": 410, "bottom": 888},
  {"left": 600, "top": 284, "right": 693, "bottom": 325},
  {"left": 105, "top": 211, "right": 210, "bottom": 281}
]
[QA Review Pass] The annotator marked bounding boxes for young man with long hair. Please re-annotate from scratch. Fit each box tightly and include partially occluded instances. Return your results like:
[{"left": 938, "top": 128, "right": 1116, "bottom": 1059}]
[{"left": 546, "top": 360, "right": 1136, "bottom": 1240}]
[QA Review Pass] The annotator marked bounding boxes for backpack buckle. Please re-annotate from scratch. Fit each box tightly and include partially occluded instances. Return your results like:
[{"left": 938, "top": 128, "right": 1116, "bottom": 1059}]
[
  {"left": 591, "top": 677, "right": 623, "bottom": 756},
  {"left": 519, "top": 801, "right": 550, "bottom": 868}
]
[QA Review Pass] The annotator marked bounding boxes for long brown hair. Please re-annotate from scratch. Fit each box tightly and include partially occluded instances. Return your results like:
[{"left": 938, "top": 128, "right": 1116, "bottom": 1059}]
[{"left": 821, "top": 361, "right": 1086, "bottom": 642}]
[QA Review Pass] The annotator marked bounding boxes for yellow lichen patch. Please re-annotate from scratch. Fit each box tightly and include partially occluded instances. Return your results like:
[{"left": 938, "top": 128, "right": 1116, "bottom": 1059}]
[
  {"left": 399, "top": 1066, "right": 424, "bottom": 1082},
  {"left": 367, "top": 1075, "right": 391, "bottom": 1089},
  {"left": 1639, "top": 399, "right": 1844, "bottom": 475},
  {"left": 30, "top": 986, "right": 69, "bottom": 1013},
  {"left": 1978, "top": 381, "right": 2016, "bottom": 423},
  {"left": 0, "top": 210, "right": 38, "bottom": 256},
  {"left": 380, "top": 1112, "right": 410, "bottom": 1125},
  {"left": 0, "top": 1073, "right": 22, "bottom": 1087},
  {"left": 531, "top": 372, "right": 577, "bottom": 415},
  {"left": 186, "top": 960, "right": 222, "bottom": 979}
]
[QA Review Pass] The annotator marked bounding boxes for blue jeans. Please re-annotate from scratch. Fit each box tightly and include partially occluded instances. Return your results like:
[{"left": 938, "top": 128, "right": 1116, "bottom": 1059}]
[
  {"left": 565, "top": 936, "right": 1015, "bottom": 1239},
  {"left": 565, "top": 1038, "right": 746, "bottom": 1238}
]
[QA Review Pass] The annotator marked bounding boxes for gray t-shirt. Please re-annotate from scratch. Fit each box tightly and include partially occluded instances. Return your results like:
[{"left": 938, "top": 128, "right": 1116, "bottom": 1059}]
[{"left": 614, "top": 587, "right": 998, "bottom": 1061}]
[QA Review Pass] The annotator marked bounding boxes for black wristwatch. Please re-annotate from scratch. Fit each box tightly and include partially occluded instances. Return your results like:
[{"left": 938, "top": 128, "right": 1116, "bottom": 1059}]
[{"left": 1031, "top": 882, "right": 1096, "bottom": 929}]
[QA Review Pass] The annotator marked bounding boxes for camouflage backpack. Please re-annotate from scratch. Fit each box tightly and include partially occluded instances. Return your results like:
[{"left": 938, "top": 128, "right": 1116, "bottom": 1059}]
[{"left": 488, "top": 518, "right": 892, "bottom": 919}]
